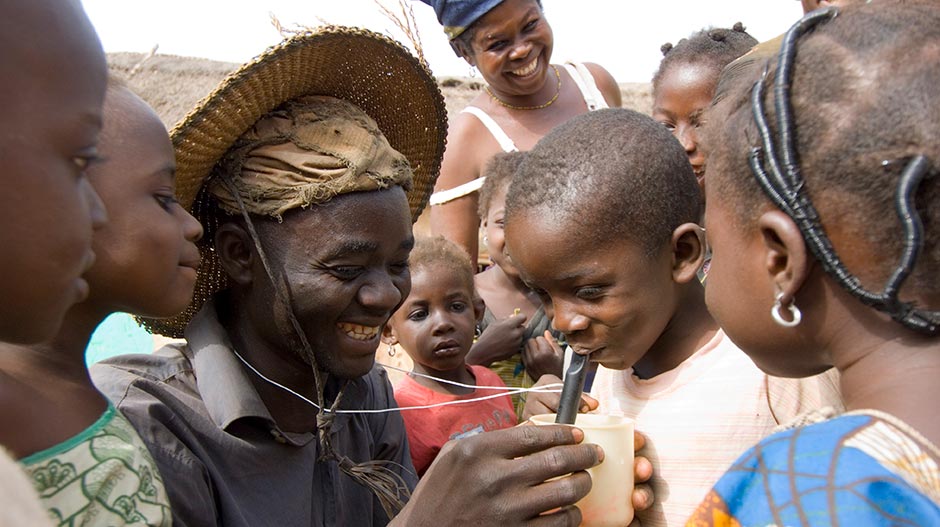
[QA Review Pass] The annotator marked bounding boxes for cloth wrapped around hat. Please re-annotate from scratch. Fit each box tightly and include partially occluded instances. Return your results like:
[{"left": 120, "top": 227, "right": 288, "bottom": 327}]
[
  {"left": 209, "top": 95, "right": 414, "bottom": 219},
  {"left": 419, "top": 0, "right": 504, "bottom": 40}
]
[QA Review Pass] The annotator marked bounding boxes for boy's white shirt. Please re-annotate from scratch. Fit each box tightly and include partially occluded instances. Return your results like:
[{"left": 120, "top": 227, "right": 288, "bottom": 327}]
[{"left": 589, "top": 330, "right": 843, "bottom": 527}]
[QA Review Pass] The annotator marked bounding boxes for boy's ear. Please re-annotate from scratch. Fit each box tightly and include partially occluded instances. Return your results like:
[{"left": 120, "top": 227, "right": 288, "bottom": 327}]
[
  {"left": 758, "top": 210, "right": 811, "bottom": 306},
  {"left": 670, "top": 222, "right": 706, "bottom": 283},
  {"left": 215, "top": 222, "right": 254, "bottom": 285}
]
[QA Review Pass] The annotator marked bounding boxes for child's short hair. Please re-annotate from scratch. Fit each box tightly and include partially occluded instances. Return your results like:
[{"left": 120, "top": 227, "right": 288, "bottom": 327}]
[
  {"left": 410, "top": 236, "right": 476, "bottom": 292},
  {"left": 478, "top": 151, "right": 526, "bottom": 220},
  {"left": 652, "top": 23, "right": 757, "bottom": 92},
  {"left": 706, "top": 1, "right": 940, "bottom": 297},
  {"left": 505, "top": 108, "right": 701, "bottom": 256}
]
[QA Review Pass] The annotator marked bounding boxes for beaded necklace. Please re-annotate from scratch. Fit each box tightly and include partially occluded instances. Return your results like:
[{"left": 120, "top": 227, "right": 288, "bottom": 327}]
[{"left": 485, "top": 64, "right": 561, "bottom": 111}]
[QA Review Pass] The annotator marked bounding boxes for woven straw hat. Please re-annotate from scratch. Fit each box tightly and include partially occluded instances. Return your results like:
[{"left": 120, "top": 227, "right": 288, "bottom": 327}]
[{"left": 144, "top": 26, "right": 448, "bottom": 337}]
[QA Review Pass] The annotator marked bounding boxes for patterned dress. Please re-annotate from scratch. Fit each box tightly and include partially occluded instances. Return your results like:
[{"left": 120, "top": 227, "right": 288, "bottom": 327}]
[
  {"left": 687, "top": 409, "right": 940, "bottom": 526},
  {"left": 20, "top": 403, "right": 172, "bottom": 526}
]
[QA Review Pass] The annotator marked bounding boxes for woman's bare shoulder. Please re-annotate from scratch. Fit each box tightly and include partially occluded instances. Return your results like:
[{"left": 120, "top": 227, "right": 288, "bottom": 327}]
[{"left": 581, "top": 62, "right": 622, "bottom": 108}]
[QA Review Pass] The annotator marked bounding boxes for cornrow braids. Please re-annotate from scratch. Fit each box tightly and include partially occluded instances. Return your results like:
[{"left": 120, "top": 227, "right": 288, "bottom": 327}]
[
  {"left": 478, "top": 151, "right": 526, "bottom": 220},
  {"left": 652, "top": 23, "right": 757, "bottom": 93},
  {"left": 705, "top": 1, "right": 940, "bottom": 335}
]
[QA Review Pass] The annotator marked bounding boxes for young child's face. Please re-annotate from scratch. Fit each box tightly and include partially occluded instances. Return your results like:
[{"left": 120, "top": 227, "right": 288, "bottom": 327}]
[
  {"left": 482, "top": 183, "right": 520, "bottom": 277},
  {"left": 82, "top": 86, "right": 204, "bottom": 318},
  {"left": 0, "top": 0, "right": 108, "bottom": 343},
  {"left": 388, "top": 263, "right": 478, "bottom": 373},
  {"left": 652, "top": 62, "right": 716, "bottom": 187},
  {"left": 506, "top": 212, "right": 679, "bottom": 370}
]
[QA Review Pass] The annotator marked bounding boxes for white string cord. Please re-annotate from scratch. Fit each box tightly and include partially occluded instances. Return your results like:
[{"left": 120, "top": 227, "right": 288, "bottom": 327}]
[{"left": 231, "top": 347, "right": 563, "bottom": 414}]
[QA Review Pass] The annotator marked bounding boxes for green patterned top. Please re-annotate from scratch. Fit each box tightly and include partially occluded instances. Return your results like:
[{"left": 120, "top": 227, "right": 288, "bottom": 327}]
[{"left": 20, "top": 403, "right": 172, "bottom": 526}]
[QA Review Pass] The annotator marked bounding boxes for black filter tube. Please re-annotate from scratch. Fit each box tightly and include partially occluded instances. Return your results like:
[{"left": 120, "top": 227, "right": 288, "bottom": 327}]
[{"left": 555, "top": 351, "right": 589, "bottom": 424}]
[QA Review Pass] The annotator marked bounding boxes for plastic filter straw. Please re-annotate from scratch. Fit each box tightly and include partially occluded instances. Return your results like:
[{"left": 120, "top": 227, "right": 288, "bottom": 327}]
[{"left": 556, "top": 350, "right": 589, "bottom": 424}]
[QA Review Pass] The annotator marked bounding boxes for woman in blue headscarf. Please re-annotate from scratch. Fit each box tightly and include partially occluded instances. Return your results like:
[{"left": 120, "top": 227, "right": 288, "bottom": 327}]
[{"left": 420, "top": 0, "right": 621, "bottom": 265}]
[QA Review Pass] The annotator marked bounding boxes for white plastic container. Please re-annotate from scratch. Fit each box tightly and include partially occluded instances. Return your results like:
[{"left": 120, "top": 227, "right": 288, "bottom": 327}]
[{"left": 530, "top": 413, "right": 635, "bottom": 527}]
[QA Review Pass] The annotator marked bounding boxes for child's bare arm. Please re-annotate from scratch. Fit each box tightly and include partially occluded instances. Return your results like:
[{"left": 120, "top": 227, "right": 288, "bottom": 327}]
[{"left": 465, "top": 313, "right": 527, "bottom": 366}]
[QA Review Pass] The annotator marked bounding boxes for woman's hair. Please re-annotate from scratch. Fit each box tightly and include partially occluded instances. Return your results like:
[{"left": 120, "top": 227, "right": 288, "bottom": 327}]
[
  {"left": 506, "top": 108, "right": 701, "bottom": 256},
  {"left": 652, "top": 23, "right": 757, "bottom": 92},
  {"left": 478, "top": 151, "right": 526, "bottom": 220},
  {"left": 410, "top": 236, "right": 476, "bottom": 293},
  {"left": 451, "top": 0, "right": 544, "bottom": 58},
  {"left": 706, "top": 1, "right": 940, "bottom": 304}
]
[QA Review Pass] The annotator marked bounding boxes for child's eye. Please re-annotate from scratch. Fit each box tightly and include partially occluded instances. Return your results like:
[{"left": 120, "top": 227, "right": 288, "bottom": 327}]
[
  {"left": 155, "top": 194, "right": 179, "bottom": 211},
  {"left": 450, "top": 301, "right": 467, "bottom": 313},
  {"left": 330, "top": 266, "right": 363, "bottom": 280},
  {"left": 408, "top": 309, "right": 428, "bottom": 321},
  {"left": 523, "top": 19, "right": 539, "bottom": 32},
  {"left": 575, "top": 286, "right": 604, "bottom": 300}
]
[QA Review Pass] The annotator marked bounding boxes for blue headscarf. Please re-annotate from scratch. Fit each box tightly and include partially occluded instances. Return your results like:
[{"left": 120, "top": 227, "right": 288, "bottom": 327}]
[{"left": 418, "top": 0, "right": 504, "bottom": 40}]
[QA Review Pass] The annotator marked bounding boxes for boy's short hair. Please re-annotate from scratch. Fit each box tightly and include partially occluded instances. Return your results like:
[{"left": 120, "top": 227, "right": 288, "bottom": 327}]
[
  {"left": 478, "top": 151, "right": 526, "bottom": 220},
  {"left": 410, "top": 236, "right": 476, "bottom": 292},
  {"left": 505, "top": 108, "right": 701, "bottom": 256}
]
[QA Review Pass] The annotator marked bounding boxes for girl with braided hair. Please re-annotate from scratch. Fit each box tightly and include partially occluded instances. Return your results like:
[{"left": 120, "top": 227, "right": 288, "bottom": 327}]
[
  {"left": 652, "top": 23, "right": 757, "bottom": 190},
  {"left": 688, "top": 2, "right": 940, "bottom": 524}
]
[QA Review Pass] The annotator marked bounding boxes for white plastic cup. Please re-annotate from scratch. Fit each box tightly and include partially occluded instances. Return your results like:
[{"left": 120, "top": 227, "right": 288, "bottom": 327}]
[{"left": 530, "top": 413, "right": 635, "bottom": 527}]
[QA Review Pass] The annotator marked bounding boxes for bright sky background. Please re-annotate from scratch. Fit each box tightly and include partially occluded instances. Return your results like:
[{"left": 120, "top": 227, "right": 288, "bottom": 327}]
[{"left": 84, "top": 1, "right": 803, "bottom": 83}]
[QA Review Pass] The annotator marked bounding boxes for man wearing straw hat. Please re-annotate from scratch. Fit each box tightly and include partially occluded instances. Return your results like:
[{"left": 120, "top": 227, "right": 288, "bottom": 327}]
[{"left": 93, "top": 27, "right": 652, "bottom": 526}]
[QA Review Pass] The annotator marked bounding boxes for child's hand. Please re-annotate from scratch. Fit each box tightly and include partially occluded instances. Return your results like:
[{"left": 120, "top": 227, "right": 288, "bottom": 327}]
[
  {"left": 521, "top": 330, "right": 565, "bottom": 381},
  {"left": 464, "top": 313, "right": 527, "bottom": 367},
  {"left": 521, "top": 374, "right": 599, "bottom": 421},
  {"left": 393, "top": 425, "right": 601, "bottom": 525}
]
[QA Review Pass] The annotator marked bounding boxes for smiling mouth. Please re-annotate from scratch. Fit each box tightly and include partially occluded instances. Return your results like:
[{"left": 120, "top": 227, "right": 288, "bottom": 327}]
[
  {"left": 510, "top": 57, "right": 539, "bottom": 77},
  {"left": 337, "top": 322, "right": 380, "bottom": 341}
]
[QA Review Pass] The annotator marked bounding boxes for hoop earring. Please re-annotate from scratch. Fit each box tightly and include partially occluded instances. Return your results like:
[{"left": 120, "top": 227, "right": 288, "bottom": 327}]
[
  {"left": 772, "top": 292, "right": 802, "bottom": 328},
  {"left": 386, "top": 342, "right": 396, "bottom": 357},
  {"left": 469, "top": 65, "right": 478, "bottom": 78}
]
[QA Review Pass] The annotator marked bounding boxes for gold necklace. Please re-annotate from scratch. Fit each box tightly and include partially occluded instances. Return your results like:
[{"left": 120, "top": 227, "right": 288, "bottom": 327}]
[{"left": 485, "top": 64, "right": 561, "bottom": 111}]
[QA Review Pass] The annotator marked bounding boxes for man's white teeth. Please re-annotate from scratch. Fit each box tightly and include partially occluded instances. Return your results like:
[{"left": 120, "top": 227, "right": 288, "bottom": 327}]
[
  {"left": 338, "top": 323, "right": 379, "bottom": 341},
  {"left": 513, "top": 59, "right": 538, "bottom": 76}
]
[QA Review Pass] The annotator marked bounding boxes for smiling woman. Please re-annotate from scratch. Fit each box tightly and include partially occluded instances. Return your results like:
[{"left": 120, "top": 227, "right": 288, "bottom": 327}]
[{"left": 421, "top": 0, "right": 622, "bottom": 265}]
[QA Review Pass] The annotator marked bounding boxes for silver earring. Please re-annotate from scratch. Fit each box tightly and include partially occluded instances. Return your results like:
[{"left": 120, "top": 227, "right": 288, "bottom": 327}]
[
  {"left": 482, "top": 234, "right": 489, "bottom": 247},
  {"left": 386, "top": 342, "right": 396, "bottom": 357},
  {"left": 771, "top": 292, "right": 802, "bottom": 327},
  {"left": 469, "top": 65, "right": 478, "bottom": 78}
]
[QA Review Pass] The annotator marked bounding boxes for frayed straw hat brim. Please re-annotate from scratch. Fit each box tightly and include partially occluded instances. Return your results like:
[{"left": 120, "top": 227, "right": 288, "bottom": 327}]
[{"left": 144, "top": 26, "right": 447, "bottom": 337}]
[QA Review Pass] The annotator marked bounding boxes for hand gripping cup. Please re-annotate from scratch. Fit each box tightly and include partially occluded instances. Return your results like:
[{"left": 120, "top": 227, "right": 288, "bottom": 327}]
[{"left": 530, "top": 413, "right": 635, "bottom": 527}]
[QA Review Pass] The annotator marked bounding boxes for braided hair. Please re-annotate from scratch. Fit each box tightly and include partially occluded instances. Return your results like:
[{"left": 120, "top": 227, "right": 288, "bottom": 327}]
[
  {"left": 705, "top": 1, "right": 940, "bottom": 334},
  {"left": 652, "top": 23, "right": 757, "bottom": 94}
]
